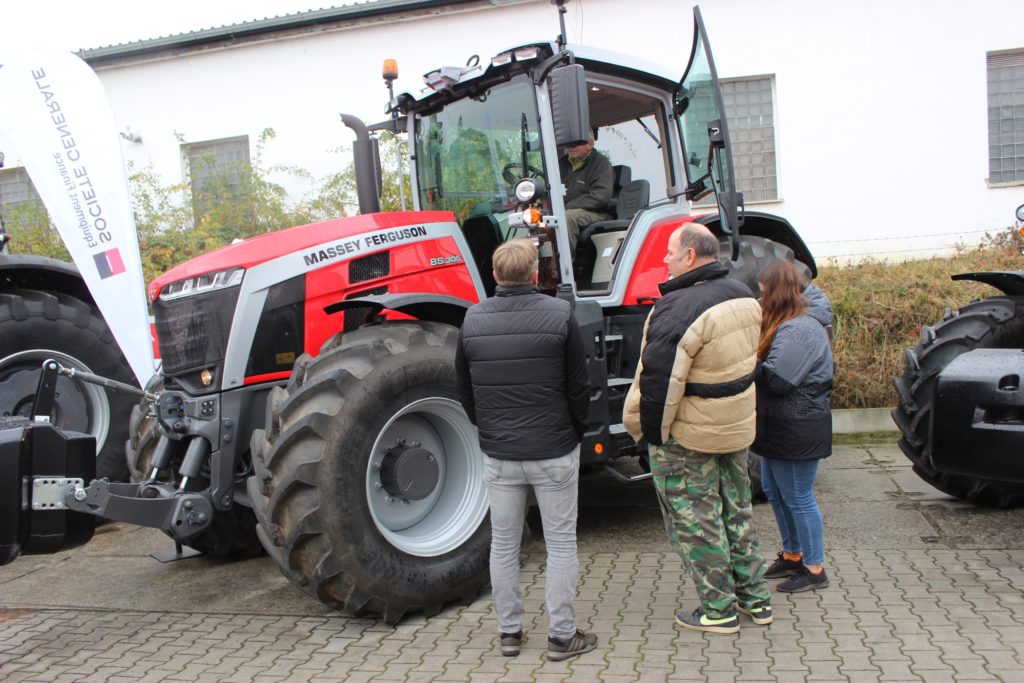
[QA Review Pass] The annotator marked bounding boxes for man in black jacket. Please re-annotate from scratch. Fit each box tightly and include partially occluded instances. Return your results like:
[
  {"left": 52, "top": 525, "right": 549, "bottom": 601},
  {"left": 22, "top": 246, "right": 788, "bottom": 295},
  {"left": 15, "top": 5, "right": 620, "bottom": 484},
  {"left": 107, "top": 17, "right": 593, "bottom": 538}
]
[
  {"left": 558, "top": 133, "right": 614, "bottom": 255},
  {"left": 455, "top": 238, "right": 596, "bottom": 661}
]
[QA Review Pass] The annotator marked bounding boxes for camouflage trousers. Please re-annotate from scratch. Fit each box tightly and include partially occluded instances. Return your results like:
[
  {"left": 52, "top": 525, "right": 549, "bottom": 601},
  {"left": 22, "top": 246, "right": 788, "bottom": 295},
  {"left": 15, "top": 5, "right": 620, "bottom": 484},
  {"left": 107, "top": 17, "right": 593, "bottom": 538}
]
[{"left": 649, "top": 439, "right": 770, "bottom": 617}]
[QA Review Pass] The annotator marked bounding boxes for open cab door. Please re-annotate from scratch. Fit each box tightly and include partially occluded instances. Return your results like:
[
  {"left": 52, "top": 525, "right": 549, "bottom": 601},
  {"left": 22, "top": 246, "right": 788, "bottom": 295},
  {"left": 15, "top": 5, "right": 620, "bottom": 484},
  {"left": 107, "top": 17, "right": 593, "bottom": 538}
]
[{"left": 675, "top": 6, "right": 743, "bottom": 260}]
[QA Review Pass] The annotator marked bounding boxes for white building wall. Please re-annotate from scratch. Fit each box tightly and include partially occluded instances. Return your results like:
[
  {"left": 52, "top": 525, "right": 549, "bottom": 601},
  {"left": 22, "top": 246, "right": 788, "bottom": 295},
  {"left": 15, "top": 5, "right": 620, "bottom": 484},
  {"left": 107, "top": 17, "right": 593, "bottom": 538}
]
[{"left": 3, "top": 0, "right": 1024, "bottom": 264}]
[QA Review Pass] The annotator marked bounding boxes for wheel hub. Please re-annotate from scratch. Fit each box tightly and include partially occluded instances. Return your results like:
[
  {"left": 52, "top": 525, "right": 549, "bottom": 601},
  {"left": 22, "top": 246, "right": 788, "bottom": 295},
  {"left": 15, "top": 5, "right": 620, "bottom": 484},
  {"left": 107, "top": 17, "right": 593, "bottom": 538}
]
[
  {"left": 0, "top": 361, "right": 87, "bottom": 432},
  {"left": 380, "top": 442, "right": 440, "bottom": 501},
  {"left": 365, "top": 396, "right": 487, "bottom": 556}
]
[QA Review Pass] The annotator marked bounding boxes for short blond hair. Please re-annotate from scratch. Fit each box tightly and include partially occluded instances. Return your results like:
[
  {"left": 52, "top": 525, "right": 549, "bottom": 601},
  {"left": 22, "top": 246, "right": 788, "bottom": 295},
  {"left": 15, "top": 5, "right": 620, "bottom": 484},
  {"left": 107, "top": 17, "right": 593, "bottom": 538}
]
[{"left": 492, "top": 239, "right": 538, "bottom": 286}]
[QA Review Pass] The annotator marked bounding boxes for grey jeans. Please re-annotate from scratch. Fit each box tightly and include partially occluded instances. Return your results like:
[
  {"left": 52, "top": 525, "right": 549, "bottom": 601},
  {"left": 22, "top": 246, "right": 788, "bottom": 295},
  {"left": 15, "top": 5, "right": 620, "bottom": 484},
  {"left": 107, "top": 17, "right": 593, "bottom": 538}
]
[
  {"left": 565, "top": 208, "right": 613, "bottom": 254},
  {"left": 484, "top": 447, "right": 580, "bottom": 640}
]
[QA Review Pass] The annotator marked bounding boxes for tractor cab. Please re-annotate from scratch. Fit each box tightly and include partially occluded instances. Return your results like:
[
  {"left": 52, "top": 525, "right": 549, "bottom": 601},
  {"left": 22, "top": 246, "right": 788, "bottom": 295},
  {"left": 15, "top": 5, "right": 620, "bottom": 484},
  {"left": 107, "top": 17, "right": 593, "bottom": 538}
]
[{"left": 392, "top": 6, "right": 742, "bottom": 299}]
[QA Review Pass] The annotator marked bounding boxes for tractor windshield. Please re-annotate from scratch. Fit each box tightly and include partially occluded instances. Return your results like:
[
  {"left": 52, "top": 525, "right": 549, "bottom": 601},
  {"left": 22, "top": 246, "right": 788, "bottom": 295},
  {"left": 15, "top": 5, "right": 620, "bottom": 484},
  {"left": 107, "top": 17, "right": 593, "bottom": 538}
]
[{"left": 414, "top": 77, "right": 546, "bottom": 224}]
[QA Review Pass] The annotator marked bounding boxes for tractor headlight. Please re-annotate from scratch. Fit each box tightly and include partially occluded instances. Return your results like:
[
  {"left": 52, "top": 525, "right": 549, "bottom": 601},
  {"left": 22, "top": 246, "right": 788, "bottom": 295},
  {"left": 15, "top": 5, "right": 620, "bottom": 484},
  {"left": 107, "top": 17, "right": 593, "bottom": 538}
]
[
  {"left": 514, "top": 178, "right": 537, "bottom": 203},
  {"left": 159, "top": 267, "right": 245, "bottom": 301}
]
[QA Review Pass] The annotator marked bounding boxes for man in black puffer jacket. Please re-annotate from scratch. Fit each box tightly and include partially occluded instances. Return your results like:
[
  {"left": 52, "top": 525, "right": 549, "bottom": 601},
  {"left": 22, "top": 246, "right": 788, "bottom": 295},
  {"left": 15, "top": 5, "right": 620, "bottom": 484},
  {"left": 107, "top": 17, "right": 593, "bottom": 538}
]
[{"left": 455, "top": 238, "right": 596, "bottom": 662}]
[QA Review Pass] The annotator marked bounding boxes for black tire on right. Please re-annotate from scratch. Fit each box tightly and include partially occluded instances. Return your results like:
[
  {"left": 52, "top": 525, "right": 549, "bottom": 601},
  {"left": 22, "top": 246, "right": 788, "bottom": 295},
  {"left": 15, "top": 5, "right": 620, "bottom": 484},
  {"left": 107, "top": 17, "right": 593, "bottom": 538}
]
[
  {"left": 892, "top": 296, "right": 1024, "bottom": 507},
  {"left": 0, "top": 288, "right": 136, "bottom": 481}
]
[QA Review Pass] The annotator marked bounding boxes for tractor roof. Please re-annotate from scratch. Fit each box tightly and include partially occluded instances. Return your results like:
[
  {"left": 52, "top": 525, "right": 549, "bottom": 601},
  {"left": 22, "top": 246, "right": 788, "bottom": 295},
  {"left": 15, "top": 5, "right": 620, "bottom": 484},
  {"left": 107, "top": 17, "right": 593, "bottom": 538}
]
[{"left": 397, "top": 41, "right": 678, "bottom": 116}]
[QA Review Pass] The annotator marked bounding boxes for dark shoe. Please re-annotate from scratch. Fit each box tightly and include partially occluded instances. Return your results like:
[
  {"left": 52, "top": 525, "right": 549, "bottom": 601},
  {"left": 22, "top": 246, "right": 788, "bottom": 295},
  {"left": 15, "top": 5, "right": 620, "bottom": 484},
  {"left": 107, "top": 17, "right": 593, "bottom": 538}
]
[
  {"left": 675, "top": 608, "right": 740, "bottom": 634},
  {"left": 547, "top": 629, "right": 598, "bottom": 661},
  {"left": 777, "top": 567, "right": 829, "bottom": 593},
  {"left": 737, "top": 601, "right": 773, "bottom": 625},
  {"left": 764, "top": 552, "right": 805, "bottom": 579},
  {"left": 500, "top": 630, "right": 526, "bottom": 656}
]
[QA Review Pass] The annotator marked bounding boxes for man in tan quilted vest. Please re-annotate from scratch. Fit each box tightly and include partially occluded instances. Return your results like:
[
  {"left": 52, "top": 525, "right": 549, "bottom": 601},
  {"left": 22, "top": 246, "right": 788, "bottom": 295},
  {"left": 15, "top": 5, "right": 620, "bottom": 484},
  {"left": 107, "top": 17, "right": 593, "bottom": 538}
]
[{"left": 624, "top": 222, "right": 772, "bottom": 634}]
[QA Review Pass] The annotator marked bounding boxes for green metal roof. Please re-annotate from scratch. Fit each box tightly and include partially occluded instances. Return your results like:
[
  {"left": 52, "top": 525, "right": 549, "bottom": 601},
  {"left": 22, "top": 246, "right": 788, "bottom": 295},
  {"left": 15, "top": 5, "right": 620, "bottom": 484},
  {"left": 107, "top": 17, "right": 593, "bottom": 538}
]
[{"left": 80, "top": 0, "right": 532, "bottom": 67}]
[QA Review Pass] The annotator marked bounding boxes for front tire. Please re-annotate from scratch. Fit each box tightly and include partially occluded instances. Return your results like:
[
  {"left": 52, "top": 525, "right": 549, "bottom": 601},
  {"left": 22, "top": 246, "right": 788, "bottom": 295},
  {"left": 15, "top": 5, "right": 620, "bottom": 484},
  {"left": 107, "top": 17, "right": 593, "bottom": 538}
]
[
  {"left": 248, "top": 321, "right": 491, "bottom": 624},
  {"left": 0, "top": 289, "right": 136, "bottom": 481},
  {"left": 892, "top": 296, "right": 1024, "bottom": 507}
]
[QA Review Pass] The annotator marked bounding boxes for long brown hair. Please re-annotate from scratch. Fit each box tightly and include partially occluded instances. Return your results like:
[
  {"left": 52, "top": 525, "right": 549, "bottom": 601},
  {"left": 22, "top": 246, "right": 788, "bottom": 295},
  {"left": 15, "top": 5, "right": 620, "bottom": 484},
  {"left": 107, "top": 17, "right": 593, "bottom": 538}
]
[{"left": 757, "top": 260, "right": 805, "bottom": 359}]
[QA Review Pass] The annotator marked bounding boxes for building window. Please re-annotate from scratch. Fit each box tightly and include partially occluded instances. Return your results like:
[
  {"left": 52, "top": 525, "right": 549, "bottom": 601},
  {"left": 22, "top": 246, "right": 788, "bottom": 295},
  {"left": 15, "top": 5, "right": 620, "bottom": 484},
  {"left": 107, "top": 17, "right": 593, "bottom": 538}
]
[
  {"left": 181, "top": 136, "right": 251, "bottom": 213},
  {"left": 0, "top": 167, "right": 39, "bottom": 210},
  {"left": 988, "top": 50, "right": 1024, "bottom": 185},
  {"left": 0, "top": 167, "right": 43, "bottom": 234},
  {"left": 696, "top": 75, "right": 778, "bottom": 206}
]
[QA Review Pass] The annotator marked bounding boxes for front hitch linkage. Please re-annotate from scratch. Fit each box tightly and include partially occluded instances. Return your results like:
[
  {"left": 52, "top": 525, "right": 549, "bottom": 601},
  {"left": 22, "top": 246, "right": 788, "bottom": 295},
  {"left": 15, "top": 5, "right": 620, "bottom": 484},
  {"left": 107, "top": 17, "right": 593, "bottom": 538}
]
[{"left": 32, "top": 359, "right": 213, "bottom": 541}]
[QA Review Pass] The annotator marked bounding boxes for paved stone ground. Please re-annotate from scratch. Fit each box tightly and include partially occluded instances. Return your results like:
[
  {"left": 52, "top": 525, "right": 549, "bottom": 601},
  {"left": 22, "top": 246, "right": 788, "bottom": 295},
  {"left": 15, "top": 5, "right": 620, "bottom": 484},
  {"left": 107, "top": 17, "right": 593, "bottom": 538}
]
[{"left": 2, "top": 442, "right": 1023, "bottom": 682}]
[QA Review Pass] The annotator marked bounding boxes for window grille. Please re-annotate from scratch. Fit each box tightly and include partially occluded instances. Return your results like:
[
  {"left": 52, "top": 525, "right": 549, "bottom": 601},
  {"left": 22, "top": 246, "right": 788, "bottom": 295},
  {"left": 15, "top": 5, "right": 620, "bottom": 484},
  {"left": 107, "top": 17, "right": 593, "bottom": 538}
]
[
  {"left": 696, "top": 75, "right": 778, "bottom": 206},
  {"left": 987, "top": 50, "right": 1024, "bottom": 184},
  {"left": 181, "top": 136, "right": 252, "bottom": 214}
]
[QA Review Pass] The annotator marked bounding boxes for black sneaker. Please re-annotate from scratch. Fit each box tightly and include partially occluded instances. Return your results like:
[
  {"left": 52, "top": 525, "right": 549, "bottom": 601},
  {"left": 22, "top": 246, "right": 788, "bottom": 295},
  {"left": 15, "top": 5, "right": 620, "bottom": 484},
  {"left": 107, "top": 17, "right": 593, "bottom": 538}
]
[
  {"left": 764, "top": 552, "right": 805, "bottom": 579},
  {"left": 737, "top": 602, "right": 773, "bottom": 625},
  {"left": 547, "top": 629, "right": 598, "bottom": 661},
  {"left": 675, "top": 608, "right": 740, "bottom": 634},
  {"left": 500, "top": 630, "right": 526, "bottom": 657},
  {"left": 777, "top": 567, "right": 829, "bottom": 593}
]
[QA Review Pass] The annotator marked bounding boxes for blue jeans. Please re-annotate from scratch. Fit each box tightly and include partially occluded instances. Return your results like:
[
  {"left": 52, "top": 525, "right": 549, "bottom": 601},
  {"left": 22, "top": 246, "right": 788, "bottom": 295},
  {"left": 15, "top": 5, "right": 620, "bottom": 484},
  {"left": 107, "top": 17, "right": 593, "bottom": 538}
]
[
  {"left": 761, "top": 457, "right": 825, "bottom": 566},
  {"left": 484, "top": 447, "right": 580, "bottom": 640}
]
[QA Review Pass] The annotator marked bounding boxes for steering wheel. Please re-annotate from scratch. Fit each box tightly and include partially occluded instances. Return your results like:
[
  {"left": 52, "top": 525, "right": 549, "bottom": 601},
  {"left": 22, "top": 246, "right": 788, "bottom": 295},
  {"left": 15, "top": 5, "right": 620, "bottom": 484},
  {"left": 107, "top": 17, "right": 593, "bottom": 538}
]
[{"left": 502, "top": 162, "right": 546, "bottom": 186}]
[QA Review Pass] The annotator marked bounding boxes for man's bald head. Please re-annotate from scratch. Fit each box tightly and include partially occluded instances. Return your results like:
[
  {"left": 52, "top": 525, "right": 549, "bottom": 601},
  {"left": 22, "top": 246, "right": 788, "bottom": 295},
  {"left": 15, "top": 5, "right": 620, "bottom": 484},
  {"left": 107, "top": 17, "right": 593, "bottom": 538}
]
[{"left": 665, "top": 223, "right": 720, "bottom": 278}]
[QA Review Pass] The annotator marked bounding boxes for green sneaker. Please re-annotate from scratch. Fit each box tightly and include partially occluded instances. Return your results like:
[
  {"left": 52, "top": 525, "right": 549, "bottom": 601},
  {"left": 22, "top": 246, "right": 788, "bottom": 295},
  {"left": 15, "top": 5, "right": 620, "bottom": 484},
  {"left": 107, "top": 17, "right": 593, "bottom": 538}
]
[
  {"left": 737, "top": 602, "right": 773, "bottom": 625},
  {"left": 675, "top": 608, "right": 740, "bottom": 634}
]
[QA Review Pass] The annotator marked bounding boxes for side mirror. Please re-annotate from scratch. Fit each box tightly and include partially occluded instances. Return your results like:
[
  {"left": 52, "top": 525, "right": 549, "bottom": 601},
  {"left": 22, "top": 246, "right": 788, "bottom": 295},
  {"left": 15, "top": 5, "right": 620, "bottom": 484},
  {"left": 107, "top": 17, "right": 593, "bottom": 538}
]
[{"left": 549, "top": 64, "right": 590, "bottom": 148}]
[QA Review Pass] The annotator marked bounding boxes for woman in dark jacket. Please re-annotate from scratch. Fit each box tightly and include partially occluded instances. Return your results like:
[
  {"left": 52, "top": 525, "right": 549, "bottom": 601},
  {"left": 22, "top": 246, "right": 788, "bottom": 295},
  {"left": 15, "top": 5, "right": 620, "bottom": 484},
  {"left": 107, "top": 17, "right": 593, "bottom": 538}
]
[{"left": 753, "top": 260, "right": 834, "bottom": 593}]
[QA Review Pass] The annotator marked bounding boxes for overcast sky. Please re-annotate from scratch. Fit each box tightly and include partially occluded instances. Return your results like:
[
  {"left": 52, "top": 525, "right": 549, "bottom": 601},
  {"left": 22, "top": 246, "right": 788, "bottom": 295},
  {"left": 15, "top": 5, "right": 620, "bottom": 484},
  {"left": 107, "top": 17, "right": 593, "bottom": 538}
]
[{"left": 0, "top": 1, "right": 344, "bottom": 53}]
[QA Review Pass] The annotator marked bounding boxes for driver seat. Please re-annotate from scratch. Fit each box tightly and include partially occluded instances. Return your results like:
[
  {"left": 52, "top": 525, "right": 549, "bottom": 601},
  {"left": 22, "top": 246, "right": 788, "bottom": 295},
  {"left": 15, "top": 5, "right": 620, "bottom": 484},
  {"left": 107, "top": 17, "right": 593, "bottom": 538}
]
[
  {"left": 574, "top": 178, "right": 650, "bottom": 285},
  {"left": 610, "top": 165, "right": 632, "bottom": 208}
]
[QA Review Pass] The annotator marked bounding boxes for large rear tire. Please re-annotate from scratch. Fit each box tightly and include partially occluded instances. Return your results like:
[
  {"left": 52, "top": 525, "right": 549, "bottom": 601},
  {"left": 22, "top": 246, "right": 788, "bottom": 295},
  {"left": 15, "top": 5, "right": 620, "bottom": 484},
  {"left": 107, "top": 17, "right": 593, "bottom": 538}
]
[
  {"left": 126, "top": 393, "right": 264, "bottom": 558},
  {"left": 0, "top": 289, "right": 136, "bottom": 481},
  {"left": 892, "top": 296, "right": 1024, "bottom": 507},
  {"left": 248, "top": 321, "right": 491, "bottom": 624},
  {"left": 723, "top": 235, "right": 812, "bottom": 295}
]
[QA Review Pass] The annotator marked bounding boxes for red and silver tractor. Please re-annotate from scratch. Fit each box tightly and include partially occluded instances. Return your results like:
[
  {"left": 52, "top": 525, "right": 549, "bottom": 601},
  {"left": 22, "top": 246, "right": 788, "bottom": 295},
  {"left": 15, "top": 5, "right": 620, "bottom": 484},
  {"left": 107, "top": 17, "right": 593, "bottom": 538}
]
[{"left": 4, "top": 6, "right": 815, "bottom": 621}]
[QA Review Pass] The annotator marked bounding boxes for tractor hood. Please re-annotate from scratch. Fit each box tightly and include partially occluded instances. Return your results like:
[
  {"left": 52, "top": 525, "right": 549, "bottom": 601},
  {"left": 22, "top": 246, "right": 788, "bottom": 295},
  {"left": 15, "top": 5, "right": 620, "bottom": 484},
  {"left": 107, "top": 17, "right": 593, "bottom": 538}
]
[{"left": 148, "top": 210, "right": 454, "bottom": 301}]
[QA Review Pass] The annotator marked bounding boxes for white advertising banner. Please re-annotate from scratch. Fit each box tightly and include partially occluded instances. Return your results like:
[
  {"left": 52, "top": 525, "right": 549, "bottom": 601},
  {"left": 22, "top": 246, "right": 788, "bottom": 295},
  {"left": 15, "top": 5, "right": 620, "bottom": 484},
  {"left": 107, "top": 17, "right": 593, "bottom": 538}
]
[{"left": 0, "top": 49, "right": 156, "bottom": 386}]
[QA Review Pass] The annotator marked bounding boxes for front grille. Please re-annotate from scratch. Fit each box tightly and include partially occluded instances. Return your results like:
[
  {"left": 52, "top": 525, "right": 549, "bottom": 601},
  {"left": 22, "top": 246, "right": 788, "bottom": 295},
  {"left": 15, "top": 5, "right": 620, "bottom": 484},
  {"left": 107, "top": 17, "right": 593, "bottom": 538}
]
[
  {"left": 154, "top": 286, "right": 240, "bottom": 376},
  {"left": 349, "top": 251, "right": 390, "bottom": 284}
]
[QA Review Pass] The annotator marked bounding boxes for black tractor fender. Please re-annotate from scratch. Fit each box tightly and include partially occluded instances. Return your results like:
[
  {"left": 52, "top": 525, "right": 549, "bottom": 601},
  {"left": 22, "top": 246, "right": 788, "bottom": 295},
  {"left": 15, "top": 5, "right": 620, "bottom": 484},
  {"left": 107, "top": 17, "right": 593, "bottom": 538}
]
[
  {"left": 325, "top": 292, "right": 473, "bottom": 327},
  {"left": 696, "top": 210, "right": 818, "bottom": 278},
  {"left": 0, "top": 253, "right": 94, "bottom": 303},
  {"left": 951, "top": 271, "right": 1024, "bottom": 296}
]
